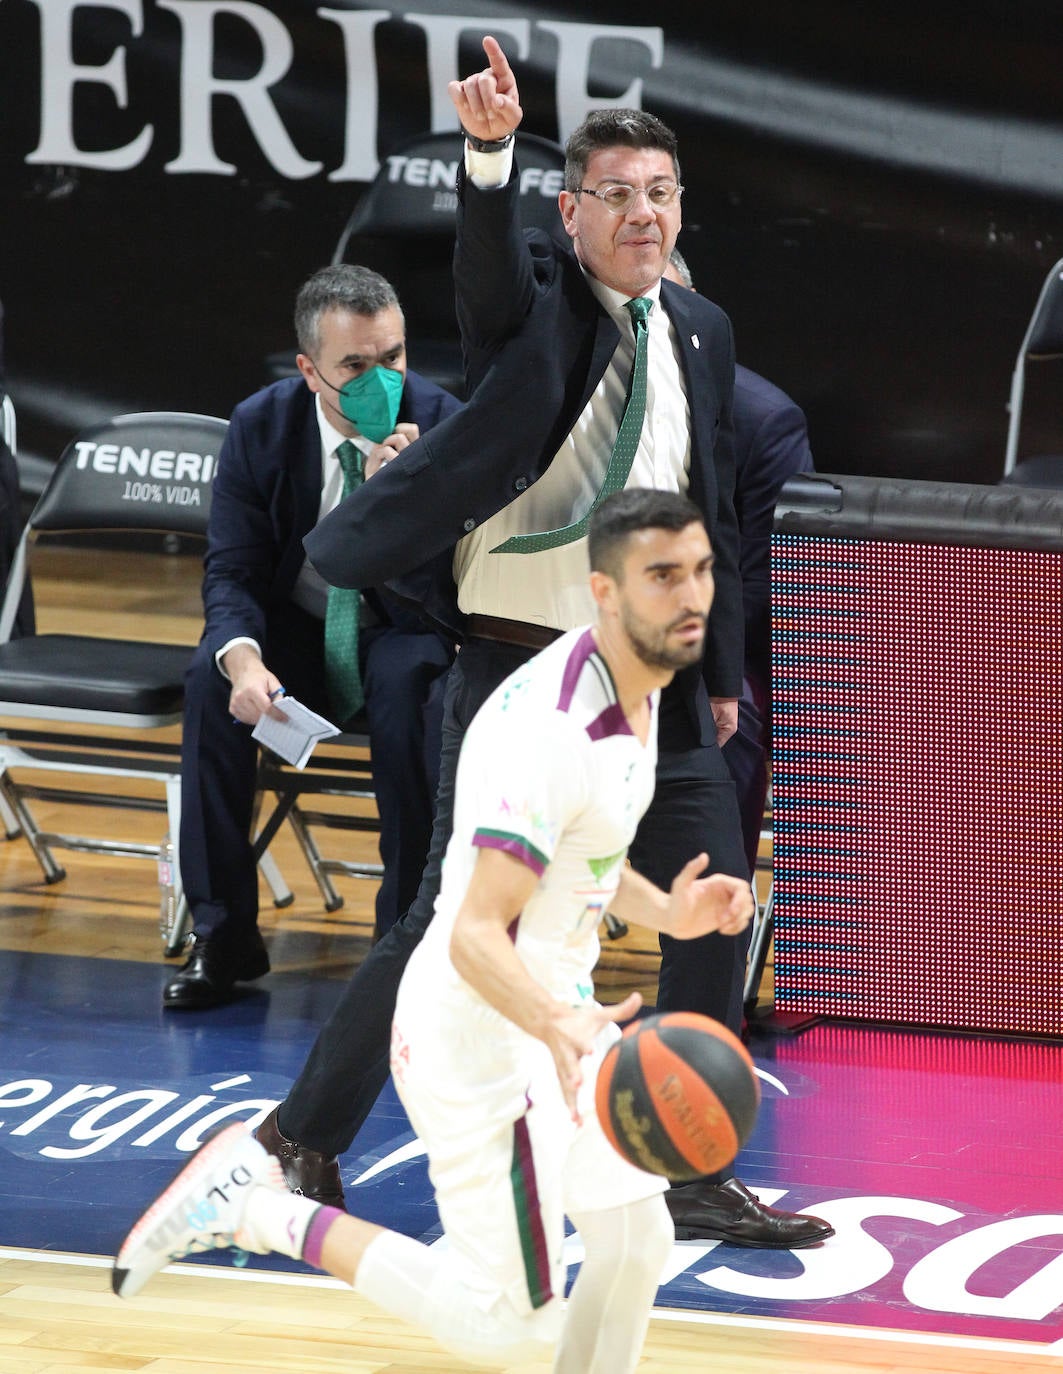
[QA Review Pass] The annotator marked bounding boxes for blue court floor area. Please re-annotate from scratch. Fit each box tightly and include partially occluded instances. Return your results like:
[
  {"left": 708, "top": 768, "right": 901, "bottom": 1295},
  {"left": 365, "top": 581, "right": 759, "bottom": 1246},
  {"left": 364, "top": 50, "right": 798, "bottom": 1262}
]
[{"left": 1, "top": 948, "right": 1061, "bottom": 1353}]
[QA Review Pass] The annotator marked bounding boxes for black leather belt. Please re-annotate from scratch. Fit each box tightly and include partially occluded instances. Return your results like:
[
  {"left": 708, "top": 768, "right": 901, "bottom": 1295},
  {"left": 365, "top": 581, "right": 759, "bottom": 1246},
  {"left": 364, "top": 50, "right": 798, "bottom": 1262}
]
[{"left": 466, "top": 614, "right": 562, "bottom": 650}]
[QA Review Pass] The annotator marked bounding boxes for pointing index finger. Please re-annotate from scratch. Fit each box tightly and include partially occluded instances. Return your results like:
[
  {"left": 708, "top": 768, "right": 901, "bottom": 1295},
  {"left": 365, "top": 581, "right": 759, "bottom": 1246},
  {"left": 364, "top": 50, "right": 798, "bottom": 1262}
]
[{"left": 482, "top": 34, "right": 508, "bottom": 78}]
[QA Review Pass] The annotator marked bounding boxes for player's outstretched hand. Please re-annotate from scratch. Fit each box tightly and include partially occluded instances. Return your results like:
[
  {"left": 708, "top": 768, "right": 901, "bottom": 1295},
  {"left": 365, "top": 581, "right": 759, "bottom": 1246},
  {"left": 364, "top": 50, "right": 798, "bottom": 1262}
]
[
  {"left": 447, "top": 35, "right": 523, "bottom": 142},
  {"left": 546, "top": 991, "right": 642, "bottom": 1123},
  {"left": 667, "top": 853, "right": 754, "bottom": 939}
]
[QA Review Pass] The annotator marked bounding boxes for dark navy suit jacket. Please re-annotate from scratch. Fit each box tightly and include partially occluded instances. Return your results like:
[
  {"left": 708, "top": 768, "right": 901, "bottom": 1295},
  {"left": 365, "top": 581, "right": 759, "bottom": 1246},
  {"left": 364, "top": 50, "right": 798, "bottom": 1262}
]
[
  {"left": 307, "top": 162, "right": 745, "bottom": 740},
  {"left": 201, "top": 371, "right": 462, "bottom": 657},
  {"left": 732, "top": 364, "right": 814, "bottom": 693}
]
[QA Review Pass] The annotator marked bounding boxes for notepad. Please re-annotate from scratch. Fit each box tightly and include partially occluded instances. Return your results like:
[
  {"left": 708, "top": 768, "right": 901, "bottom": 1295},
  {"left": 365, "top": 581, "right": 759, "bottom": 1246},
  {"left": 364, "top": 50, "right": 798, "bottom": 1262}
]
[{"left": 252, "top": 695, "right": 340, "bottom": 769}]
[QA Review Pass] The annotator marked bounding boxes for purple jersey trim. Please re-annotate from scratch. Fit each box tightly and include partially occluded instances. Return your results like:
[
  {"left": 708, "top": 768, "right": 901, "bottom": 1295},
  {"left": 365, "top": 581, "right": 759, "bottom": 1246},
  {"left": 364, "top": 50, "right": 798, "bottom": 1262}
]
[
  {"left": 473, "top": 828, "right": 548, "bottom": 878},
  {"left": 556, "top": 628, "right": 633, "bottom": 739}
]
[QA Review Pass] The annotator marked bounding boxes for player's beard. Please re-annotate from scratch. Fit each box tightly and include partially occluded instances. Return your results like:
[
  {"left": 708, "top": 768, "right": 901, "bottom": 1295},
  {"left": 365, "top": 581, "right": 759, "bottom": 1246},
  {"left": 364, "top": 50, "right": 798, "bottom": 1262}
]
[{"left": 620, "top": 605, "right": 706, "bottom": 672}]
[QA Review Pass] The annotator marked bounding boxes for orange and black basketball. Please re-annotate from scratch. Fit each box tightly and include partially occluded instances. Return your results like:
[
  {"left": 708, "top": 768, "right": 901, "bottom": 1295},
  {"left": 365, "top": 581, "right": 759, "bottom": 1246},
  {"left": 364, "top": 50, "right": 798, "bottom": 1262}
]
[{"left": 595, "top": 1012, "right": 760, "bottom": 1181}]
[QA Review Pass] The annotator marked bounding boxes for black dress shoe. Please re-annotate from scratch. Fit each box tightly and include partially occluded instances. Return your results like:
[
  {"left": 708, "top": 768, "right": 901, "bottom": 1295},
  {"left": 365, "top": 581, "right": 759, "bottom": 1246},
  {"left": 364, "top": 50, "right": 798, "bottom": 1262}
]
[
  {"left": 162, "top": 931, "right": 270, "bottom": 1010},
  {"left": 665, "top": 1177, "right": 835, "bottom": 1248},
  {"left": 255, "top": 1107, "right": 347, "bottom": 1209}
]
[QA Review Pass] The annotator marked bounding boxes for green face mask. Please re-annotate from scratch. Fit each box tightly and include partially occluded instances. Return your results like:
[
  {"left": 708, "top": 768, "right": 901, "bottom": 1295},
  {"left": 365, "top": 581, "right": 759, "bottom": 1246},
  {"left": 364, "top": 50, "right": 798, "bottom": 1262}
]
[
  {"left": 322, "top": 364, "right": 404, "bottom": 443},
  {"left": 315, "top": 359, "right": 403, "bottom": 439}
]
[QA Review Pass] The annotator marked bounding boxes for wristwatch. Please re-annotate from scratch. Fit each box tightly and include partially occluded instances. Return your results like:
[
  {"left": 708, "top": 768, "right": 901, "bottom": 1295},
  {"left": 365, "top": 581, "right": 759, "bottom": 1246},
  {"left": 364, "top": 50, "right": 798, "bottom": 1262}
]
[{"left": 460, "top": 126, "right": 515, "bottom": 153}]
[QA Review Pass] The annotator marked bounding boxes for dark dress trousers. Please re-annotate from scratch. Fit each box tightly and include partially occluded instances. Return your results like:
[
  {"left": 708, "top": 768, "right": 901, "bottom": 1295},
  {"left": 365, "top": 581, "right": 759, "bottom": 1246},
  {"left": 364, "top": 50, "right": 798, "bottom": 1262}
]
[
  {"left": 179, "top": 371, "right": 462, "bottom": 947},
  {"left": 723, "top": 365, "right": 815, "bottom": 873},
  {"left": 281, "top": 162, "right": 749, "bottom": 1160}
]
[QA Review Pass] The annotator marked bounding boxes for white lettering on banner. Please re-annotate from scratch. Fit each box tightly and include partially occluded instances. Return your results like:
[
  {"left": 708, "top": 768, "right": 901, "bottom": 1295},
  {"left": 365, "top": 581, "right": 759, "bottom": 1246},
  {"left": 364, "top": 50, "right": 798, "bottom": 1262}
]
[
  {"left": 27, "top": 0, "right": 154, "bottom": 171},
  {"left": 159, "top": 0, "right": 321, "bottom": 178},
  {"left": 43, "top": 1090, "right": 181, "bottom": 1159},
  {"left": 699, "top": 1196, "right": 963, "bottom": 1301},
  {"left": 403, "top": 14, "right": 531, "bottom": 136},
  {"left": 74, "top": 443, "right": 215, "bottom": 483},
  {"left": 519, "top": 166, "right": 565, "bottom": 198},
  {"left": 537, "top": 22, "right": 664, "bottom": 144},
  {"left": 9, "top": 1082, "right": 116, "bottom": 1135},
  {"left": 699, "top": 1194, "right": 1063, "bottom": 1322},
  {"left": 385, "top": 154, "right": 563, "bottom": 201},
  {"left": 0, "top": 1069, "right": 1060, "bottom": 1330},
  {"left": 321, "top": 7, "right": 390, "bottom": 183},
  {"left": 0, "top": 1076, "right": 274, "bottom": 1159},
  {"left": 392, "top": 155, "right": 458, "bottom": 189},
  {"left": 119, "top": 445, "right": 149, "bottom": 477},
  {"left": 21, "top": 2, "right": 664, "bottom": 180},
  {"left": 904, "top": 1216, "right": 1063, "bottom": 1321},
  {"left": 0, "top": 1079, "right": 55, "bottom": 1115}
]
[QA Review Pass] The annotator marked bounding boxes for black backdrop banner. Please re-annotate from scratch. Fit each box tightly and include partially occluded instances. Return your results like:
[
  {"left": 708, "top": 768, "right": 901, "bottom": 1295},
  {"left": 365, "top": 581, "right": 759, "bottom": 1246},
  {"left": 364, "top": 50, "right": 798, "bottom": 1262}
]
[{"left": 2, "top": 0, "right": 1062, "bottom": 486}]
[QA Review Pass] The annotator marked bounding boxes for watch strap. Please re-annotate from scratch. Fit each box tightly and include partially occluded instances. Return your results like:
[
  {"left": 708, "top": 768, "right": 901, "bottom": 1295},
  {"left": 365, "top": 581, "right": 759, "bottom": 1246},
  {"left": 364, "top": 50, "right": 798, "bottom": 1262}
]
[{"left": 460, "top": 126, "right": 515, "bottom": 153}]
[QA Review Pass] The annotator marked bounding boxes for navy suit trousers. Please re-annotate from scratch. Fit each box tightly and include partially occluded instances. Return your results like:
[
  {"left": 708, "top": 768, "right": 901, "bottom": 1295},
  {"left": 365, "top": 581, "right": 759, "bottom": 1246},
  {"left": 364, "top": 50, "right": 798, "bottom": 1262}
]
[{"left": 179, "top": 602, "right": 451, "bottom": 946}]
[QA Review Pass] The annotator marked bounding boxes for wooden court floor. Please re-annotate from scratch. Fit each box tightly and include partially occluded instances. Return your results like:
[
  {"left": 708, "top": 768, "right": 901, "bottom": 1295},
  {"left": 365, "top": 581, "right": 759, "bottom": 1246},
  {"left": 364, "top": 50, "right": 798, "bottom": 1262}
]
[{"left": 0, "top": 545, "right": 1060, "bottom": 1372}]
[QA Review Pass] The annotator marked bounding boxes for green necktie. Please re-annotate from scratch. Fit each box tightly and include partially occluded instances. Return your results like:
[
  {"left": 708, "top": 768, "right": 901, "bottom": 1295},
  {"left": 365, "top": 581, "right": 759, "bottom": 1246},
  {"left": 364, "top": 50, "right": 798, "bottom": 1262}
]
[
  {"left": 324, "top": 440, "right": 365, "bottom": 723},
  {"left": 492, "top": 295, "right": 653, "bottom": 554}
]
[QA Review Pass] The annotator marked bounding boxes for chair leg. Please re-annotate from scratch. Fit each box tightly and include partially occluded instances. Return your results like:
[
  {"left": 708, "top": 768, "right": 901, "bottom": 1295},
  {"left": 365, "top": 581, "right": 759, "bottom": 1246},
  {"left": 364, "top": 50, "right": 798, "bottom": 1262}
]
[
  {"left": 744, "top": 875, "right": 774, "bottom": 1012},
  {"left": 250, "top": 783, "right": 296, "bottom": 907},
  {"left": 0, "top": 770, "right": 65, "bottom": 883},
  {"left": 602, "top": 911, "right": 629, "bottom": 940},
  {"left": 160, "top": 776, "right": 190, "bottom": 954},
  {"left": 0, "top": 789, "right": 20, "bottom": 839},
  {"left": 258, "top": 848, "right": 294, "bottom": 908},
  {"left": 163, "top": 894, "right": 192, "bottom": 956},
  {"left": 286, "top": 802, "right": 344, "bottom": 912}
]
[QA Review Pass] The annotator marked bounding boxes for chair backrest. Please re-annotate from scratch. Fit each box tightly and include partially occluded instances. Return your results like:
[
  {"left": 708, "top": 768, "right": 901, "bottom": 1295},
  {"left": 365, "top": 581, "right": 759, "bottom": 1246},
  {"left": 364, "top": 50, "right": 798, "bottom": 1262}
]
[
  {"left": 29, "top": 411, "right": 225, "bottom": 537},
  {"left": 1004, "top": 258, "right": 1063, "bottom": 476},
  {"left": 0, "top": 411, "right": 226, "bottom": 643},
  {"left": 333, "top": 129, "right": 567, "bottom": 253},
  {"left": 326, "top": 131, "right": 568, "bottom": 396}
]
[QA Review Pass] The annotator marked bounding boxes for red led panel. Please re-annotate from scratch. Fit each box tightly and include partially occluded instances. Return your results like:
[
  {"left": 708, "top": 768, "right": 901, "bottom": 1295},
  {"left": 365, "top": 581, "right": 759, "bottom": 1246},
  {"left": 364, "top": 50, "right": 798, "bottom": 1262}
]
[{"left": 771, "top": 533, "right": 1063, "bottom": 1036}]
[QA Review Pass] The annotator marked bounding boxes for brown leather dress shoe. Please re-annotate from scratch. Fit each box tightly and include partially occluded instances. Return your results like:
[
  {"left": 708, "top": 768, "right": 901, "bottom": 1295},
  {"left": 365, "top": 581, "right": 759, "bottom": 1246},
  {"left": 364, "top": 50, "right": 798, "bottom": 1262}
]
[
  {"left": 665, "top": 1177, "right": 834, "bottom": 1248},
  {"left": 162, "top": 931, "right": 270, "bottom": 1010},
  {"left": 255, "top": 1107, "right": 347, "bottom": 1210}
]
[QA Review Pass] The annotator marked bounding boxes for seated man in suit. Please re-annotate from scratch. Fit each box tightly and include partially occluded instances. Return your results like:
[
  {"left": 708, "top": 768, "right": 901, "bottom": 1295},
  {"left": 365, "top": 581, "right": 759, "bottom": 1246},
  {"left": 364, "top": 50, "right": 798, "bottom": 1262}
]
[
  {"left": 166, "top": 264, "right": 463, "bottom": 1010},
  {"left": 666, "top": 249, "right": 814, "bottom": 875}
]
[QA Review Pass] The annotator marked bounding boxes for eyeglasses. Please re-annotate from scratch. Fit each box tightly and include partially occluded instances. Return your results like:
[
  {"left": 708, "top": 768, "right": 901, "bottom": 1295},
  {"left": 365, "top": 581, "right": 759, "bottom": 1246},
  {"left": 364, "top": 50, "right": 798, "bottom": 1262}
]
[{"left": 573, "top": 182, "right": 684, "bottom": 216}]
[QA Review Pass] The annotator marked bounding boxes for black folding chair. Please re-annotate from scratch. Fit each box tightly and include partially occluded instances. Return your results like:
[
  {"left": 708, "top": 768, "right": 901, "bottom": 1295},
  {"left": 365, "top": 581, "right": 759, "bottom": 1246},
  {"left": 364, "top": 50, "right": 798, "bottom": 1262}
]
[{"left": 0, "top": 412, "right": 223, "bottom": 950}]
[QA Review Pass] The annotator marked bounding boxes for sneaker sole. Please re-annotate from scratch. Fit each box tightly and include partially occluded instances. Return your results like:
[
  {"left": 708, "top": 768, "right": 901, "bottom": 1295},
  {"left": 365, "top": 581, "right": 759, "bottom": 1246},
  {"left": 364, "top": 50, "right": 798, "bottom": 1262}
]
[{"left": 112, "top": 1122, "right": 257, "bottom": 1298}]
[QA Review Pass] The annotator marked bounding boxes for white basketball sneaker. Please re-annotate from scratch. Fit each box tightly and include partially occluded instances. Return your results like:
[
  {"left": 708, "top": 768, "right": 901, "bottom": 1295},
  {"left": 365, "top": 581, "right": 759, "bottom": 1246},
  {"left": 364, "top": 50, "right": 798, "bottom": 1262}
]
[{"left": 112, "top": 1122, "right": 285, "bottom": 1299}]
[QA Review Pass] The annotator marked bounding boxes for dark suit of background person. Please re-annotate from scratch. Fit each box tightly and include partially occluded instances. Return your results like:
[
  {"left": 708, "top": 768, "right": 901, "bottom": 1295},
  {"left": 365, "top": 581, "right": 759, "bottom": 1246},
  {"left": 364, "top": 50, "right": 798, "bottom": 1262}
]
[
  {"left": 167, "top": 269, "right": 462, "bottom": 1011},
  {"left": 666, "top": 248, "right": 816, "bottom": 872},
  {"left": 258, "top": 39, "right": 832, "bottom": 1251},
  {"left": 727, "top": 365, "right": 814, "bottom": 871}
]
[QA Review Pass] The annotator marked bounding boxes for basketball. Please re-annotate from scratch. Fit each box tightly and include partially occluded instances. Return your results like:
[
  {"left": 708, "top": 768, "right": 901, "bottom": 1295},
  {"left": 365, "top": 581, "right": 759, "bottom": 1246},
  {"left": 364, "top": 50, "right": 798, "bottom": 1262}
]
[{"left": 595, "top": 1012, "right": 760, "bottom": 1181}]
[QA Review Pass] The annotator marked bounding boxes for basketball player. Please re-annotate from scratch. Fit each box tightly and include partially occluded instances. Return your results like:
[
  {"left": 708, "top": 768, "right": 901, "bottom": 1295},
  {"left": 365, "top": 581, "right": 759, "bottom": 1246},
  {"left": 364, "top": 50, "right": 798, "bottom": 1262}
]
[{"left": 112, "top": 490, "right": 753, "bottom": 1374}]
